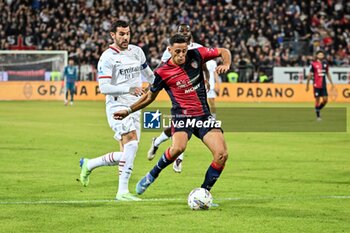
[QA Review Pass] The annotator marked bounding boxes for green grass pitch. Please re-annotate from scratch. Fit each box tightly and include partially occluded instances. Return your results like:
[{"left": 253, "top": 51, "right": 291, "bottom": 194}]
[{"left": 0, "top": 101, "right": 349, "bottom": 233}]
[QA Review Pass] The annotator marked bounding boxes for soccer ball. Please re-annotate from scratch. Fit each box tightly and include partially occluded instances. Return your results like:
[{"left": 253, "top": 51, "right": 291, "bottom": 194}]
[{"left": 187, "top": 188, "right": 213, "bottom": 210}]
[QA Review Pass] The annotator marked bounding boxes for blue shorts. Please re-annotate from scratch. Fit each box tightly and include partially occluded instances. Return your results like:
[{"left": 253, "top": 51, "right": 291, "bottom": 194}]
[
  {"left": 66, "top": 83, "right": 75, "bottom": 92},
  {"left": 171, "top": 114, "right": 223, "bottom": 140},
  {"left": 314, "top": 87, "right": 328, "bottom": 98}
]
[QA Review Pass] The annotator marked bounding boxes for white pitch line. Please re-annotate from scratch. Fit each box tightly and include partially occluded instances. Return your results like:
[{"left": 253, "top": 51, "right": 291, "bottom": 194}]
[{"left": 0, "top": 196, "right": 349, "bottom": 205}]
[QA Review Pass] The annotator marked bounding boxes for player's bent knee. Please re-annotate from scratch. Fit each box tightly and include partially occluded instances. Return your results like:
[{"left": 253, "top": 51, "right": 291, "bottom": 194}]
[
  {"left": 215, "top": 150, "right": 228, "bottom": 165},
  {"left": 221, "top": 152, "right": 228, "bottom": 163},
  {"left": 121, "top": 131, "right": 138, "bottom": 144}
]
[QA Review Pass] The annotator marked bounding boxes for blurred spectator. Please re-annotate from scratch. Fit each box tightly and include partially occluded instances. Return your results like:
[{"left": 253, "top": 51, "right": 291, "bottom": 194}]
[{"left": 0, "top": 0, "right": 349, "bottom": 82}]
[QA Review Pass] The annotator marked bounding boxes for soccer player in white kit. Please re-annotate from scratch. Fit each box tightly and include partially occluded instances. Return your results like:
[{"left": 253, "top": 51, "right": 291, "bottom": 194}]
[
  {"left": 79, "top": 20, "right": 154, "bottom": 201},
  {"left": 206, "top": 59, "right": 220, "bottom": 119},
  {"left": 147, "top": 24, "right": 217, "bottom": 173}
]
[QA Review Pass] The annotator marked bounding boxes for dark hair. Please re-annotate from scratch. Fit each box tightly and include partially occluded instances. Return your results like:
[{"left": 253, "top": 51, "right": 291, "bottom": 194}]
[
  {"left": 177, "top": 24, "right": 191, "bottom": 32},
  {"left": 111, "top": 20, "right": 130, "bottom": 32},
  {"left": 316, "top": 50, "right": 325, "bottom": 56},
  {"left": 169, "top": 34, "right": 188, "bottom": 45}
]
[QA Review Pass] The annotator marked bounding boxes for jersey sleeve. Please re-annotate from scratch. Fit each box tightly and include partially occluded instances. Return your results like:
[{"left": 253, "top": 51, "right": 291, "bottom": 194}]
[
  {"left": 206, "top": 60, "right": 217, "bottom": 72},
  {"left": 139, "top": 47, "right": 147, "bottom": 68},
  {"left": 197, "top": 47, "right": 219, "bottom": 63},
  {"left": 74, "top": 67, "right": 78, "bottom": 80},
  {"left": 150, "top": 72, "right": 165, "bottom": 92},
  {"left": 97, "top": 54, "right": 113, "bottom": 79},
  {"left": 138, "top": 47, "right": 155, "bottom": 84},
  {"left": 308, "top": 64, "right": 313, "bottom": 74},
  {"left": 161, "top": 49, "right": 171, "bottom": 62},
  {"left": 324, "top": 62, "right": 329, "bottom": 73}
]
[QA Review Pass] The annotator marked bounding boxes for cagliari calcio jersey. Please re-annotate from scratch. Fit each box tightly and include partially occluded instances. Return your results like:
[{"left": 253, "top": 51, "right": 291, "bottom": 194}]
[
  {"left": 151, "top": 47, "right": 219, "bottom": 117},
  {"left": 309, "top": 60, "right": 329, "bottom": 89}
]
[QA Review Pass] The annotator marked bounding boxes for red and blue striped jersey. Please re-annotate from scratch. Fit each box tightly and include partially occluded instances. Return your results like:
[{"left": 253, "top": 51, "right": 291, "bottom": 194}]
[
  {"left": 309, "top": 60, "right": 329, "bottom": 89},
  {"left": 151, "top": 47, "right": 219, "bottom": 116}
]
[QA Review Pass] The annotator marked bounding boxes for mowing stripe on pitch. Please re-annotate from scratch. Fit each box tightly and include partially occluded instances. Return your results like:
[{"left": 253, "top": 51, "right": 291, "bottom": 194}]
[{"left": 0, "top": 195, "right": 349, "bottom": 205}]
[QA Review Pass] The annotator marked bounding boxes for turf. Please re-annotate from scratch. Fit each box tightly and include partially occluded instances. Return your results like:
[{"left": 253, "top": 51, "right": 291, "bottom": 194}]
[{"left": 0, "top": 101, "right": 349, "bottom": 233}]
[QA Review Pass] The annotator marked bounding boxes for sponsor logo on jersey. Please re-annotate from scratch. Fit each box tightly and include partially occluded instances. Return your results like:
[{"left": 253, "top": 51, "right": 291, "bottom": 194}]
[
  {"left": 175, "top": 74, "right": 200, "bottom": 91},
  {"left": 184, "top": 83, "right": 200, "bottom": 94},
  {"left": 119, "top": 66, "right": 142, "bottom": 75},
  {"left": 176, "top": 80, "right": 188, "bottom": 89}
]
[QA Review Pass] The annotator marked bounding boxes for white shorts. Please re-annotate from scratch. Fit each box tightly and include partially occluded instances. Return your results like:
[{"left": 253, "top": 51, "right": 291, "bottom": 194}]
[
  {"left": 207, "top": 89, "right": 217, "bottom": 99},
  {"left": 106, "top": 106, "right": 141, "bottom": 141}
]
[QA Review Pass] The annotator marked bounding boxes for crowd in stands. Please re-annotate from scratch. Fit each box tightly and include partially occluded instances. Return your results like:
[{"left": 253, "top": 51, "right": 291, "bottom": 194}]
[{"left": 1, "top": 0, "right": 349, "bottom": 82}]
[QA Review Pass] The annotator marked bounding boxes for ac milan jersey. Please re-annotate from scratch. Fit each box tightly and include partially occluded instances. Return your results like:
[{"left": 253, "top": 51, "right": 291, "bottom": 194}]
[
  {"left": 206, "top": 59, "right": 217, "bottom": 89},
  {"left": 309, "top": 60, "right": 329, "bottom": 89},
  {"left": 97, "top": 44, "right": 147, "bottom": 107},
  {"left": 151, "top": 47, "right": 219, "bottom": 116}
]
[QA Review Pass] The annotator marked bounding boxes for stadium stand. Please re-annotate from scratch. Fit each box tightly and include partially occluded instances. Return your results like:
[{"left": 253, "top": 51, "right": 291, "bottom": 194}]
[{"left": 0, "top": 0, "right": 349, "bottom": 82}]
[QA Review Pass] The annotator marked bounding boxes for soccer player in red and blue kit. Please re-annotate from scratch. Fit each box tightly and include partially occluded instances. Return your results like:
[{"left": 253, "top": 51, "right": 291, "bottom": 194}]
[
  {"left": 114, "top": 34, "right": 231, "bottom": 203},
  {"left": 306, "top": 50, "right": 334, "bottom": 120}
]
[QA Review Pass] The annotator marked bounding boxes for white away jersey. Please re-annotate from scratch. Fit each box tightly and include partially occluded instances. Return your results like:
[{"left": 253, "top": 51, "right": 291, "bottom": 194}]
[
  {"left": 206, "top": 59, "right": 217, "bottom": 88},
  {"left": 97, "top": 44, "right": 147, "bottom": 107},
  {"left": 161, "top": 42, "right": 203, "bottom": 62}
]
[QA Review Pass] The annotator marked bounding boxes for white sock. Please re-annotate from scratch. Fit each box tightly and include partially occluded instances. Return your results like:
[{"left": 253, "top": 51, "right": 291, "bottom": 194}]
[
  {"left": 177, "top": 153, "right": 184, "bottom": 161},
  {"left": 212, "top": 113, "right": 217, "bottom": 119},
  {"left": 87, "top": 152, "right": 123, "bottom": 171},
  {"left": 154, "top": 131, "right": 169, "bottom": 147},
  {"left": 118, "top": 154, "right": 126, "bottom": 176},
  {"left": 117, "top": 140, "right": 138, "bottom": 195}
]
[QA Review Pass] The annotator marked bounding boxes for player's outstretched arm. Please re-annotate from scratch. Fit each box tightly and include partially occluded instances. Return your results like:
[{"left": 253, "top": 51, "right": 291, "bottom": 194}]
[
  {"left": 306, "top": 73, "right": 312, "bottom": 92},
  {"left": 113, "top": 90, "right": 160, "bottom": 120},
  {"left": 327, "top": 71, "right": 334, "bottom": 88},
  {"left": 216, "top": 48, "right": 231, "bottom": 74},
  {"left": 99, "top": 78, "right": 143, "bottom": 96}
]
